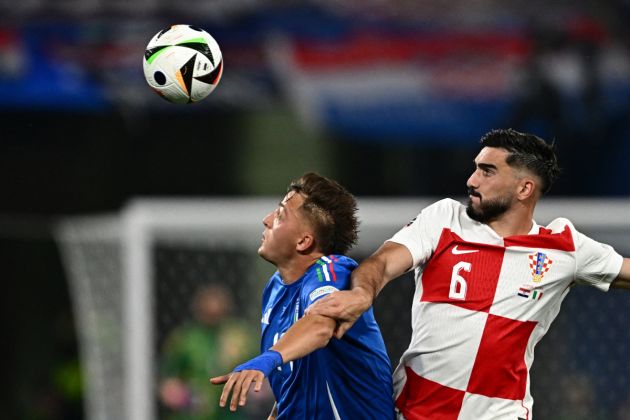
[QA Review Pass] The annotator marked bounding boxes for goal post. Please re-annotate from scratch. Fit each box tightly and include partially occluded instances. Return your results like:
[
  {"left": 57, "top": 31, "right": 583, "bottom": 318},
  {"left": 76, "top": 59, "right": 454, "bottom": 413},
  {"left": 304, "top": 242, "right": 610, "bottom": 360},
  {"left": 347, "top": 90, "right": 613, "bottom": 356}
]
[
  {"left": 121, "top": 198, "right": 280, "bottom": 420},
  {"left": 56, "top": 197, "right": 630, "bottom": 420}
]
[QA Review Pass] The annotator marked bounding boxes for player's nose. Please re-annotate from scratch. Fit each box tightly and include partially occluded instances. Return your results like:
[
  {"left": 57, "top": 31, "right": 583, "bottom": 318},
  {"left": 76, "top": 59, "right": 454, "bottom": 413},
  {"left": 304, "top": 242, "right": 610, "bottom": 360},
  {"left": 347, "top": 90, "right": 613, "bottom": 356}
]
[
  {"left": 466, "top": 171, "right": 479, "bottom": 189},
  {"left": 262, "top": 211, "right": 273, "bottom": 228}
]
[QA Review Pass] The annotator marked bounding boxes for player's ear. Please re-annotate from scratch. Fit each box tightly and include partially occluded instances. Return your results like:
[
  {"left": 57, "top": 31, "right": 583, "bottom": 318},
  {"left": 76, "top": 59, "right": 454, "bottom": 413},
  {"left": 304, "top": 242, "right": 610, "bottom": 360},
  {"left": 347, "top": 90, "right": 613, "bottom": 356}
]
[
  {"left": 517, "top": 178, "right": 536, "bottom": 201},
  {"left": 296, "top": 232, "right": 315, "bottom": 253}
]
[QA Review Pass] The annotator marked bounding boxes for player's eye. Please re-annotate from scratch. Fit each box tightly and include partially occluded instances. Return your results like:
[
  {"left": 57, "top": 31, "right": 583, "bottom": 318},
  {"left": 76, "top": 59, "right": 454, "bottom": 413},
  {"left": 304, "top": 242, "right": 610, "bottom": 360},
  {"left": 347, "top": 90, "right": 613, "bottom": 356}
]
[{"left": 479, "top": 166, "right": 494, "bottom": 176}]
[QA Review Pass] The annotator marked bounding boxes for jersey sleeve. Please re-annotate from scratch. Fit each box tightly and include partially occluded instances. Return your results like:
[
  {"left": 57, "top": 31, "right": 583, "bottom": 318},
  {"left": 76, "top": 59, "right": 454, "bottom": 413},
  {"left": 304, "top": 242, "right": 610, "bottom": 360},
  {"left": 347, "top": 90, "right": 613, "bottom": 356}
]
[
  {"left": 387, "top": 199, "right": 456, "bottom": 269},
  {"left": 573, "top": 227, "right": 623, "bottom": 291},
  {"left": 301, "top": 256, "right": 356, "bottom": 309}
]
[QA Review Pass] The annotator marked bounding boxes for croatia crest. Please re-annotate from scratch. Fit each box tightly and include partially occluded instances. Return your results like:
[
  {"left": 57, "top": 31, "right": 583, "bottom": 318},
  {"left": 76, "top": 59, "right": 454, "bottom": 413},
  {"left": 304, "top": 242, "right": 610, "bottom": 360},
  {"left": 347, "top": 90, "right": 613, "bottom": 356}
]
[{"left": 528, "top": 251, "right": 553, "bottom": 283}]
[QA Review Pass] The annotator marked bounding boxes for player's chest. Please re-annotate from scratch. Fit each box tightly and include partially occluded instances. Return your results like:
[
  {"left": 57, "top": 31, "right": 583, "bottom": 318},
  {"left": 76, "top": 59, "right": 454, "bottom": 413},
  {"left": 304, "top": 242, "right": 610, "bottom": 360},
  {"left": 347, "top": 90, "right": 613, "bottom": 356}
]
[
  {"left": 419, "top": 233, "right": 575, "bottom": 313},
  {"left": 261, "top": 287, "right": 302, "bottom": 344}
]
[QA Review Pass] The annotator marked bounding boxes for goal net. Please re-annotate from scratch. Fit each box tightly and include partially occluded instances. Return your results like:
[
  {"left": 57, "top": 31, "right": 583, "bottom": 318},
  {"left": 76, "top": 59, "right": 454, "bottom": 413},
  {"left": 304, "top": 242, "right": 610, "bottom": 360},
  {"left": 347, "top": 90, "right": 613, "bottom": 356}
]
[{"left": 56, "top": 197, "right": 630, "bottom": 420}]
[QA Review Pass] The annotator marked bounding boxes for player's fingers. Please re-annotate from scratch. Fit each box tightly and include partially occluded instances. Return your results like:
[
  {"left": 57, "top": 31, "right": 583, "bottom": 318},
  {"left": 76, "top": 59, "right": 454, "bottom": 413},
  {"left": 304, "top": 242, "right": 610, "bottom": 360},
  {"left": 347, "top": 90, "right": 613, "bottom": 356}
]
[
  {"left": 334, "top": 321, "right": 353, "bottom": 339},
  {"left": 229, "top": 372, "right": 246, "bottom": 411},
  {"left": 209, "top": 374, "right": 230, "bottom": 385},
  {"left": 253, "top": 371, "right": 264, "bottom": 392},
  {"left": 238, "top": 373, "right": 256, "bottom": 406},
  {"left": 307, "top": 293, "right": 337, "bottom": 316},
  {"left": 219, "top": 373, "right": 237, "bottom": 407}
]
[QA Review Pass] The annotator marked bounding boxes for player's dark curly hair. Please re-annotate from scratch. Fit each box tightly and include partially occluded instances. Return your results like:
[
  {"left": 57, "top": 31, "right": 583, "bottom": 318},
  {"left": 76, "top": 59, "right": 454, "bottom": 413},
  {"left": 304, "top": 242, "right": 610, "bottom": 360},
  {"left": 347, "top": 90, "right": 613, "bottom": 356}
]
[
  {"left": 289, "top": 172, "right": 359, "bottom": 255},
  {"left": 480, "top": 128, "right": 561, "bottom": 194}
]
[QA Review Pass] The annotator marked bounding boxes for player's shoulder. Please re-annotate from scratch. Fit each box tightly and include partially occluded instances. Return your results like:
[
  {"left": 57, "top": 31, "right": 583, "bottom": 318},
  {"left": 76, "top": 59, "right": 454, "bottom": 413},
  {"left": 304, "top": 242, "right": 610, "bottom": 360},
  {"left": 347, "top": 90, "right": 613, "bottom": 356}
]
[
  {"left": 424, "top": 198, "right": 463, "bottom": 213},
  {"left": 317, "top": 255, "right": 358, "bottom": 276},
  {"left": 324, "top": 254, "right": 357, "bottom": 268},
  {"left": 303, "top": 255, "right": 356, "bottom": 285},
  {"left": 302, "top": 255, "right": 356, "bottom": 301},
  {"left": 416, "top": 198, "right": 464, "bottom": 221},
  {"left": 396, "top": 198, "right": 464, "bottom": 235},
  {"left": 542, "top": 217, "right": 577, "bottom": 234}
]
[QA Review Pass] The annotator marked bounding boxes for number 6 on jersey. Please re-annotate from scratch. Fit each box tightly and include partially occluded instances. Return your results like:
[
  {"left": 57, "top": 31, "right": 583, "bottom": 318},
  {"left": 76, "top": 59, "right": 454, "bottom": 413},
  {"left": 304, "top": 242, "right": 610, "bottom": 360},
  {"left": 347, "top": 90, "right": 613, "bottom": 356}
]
[{"left": 450, "top": 261, "right": 471, "bottom": 300}]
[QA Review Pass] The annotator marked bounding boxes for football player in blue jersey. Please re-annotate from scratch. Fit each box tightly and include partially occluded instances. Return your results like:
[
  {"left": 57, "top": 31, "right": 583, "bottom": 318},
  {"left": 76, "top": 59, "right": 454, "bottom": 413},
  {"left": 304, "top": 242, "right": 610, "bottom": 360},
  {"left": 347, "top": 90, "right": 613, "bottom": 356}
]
[{"left": 211, "top": 172, "right": 394, "bottom": 419}]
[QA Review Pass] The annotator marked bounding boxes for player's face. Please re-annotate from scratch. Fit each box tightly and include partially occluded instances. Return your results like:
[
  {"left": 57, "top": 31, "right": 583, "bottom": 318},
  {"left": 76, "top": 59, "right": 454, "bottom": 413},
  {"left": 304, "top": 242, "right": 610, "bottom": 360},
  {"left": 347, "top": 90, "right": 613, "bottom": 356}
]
[
  {"left": 466, "top": 147, "right": 520, "bottom": 223},
  {"left": 258, "top": 191, "right": 308, "bottom": 265}
]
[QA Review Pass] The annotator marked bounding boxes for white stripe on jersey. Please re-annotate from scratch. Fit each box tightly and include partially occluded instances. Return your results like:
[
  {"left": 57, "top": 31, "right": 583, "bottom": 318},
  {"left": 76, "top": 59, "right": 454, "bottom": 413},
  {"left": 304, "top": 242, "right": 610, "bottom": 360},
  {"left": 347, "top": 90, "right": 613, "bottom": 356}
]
[
  {"left": 321, "top": 264, "right": 331, "bottom": 282},
  {"left": 321, "top": 256, "right": 335, "bottom": 282},
  {"left": 323, "top": 265, "right": 331, "bottom": 282},
  {"left": 326, "top": 381, "right": 342, "bottom": 420}
]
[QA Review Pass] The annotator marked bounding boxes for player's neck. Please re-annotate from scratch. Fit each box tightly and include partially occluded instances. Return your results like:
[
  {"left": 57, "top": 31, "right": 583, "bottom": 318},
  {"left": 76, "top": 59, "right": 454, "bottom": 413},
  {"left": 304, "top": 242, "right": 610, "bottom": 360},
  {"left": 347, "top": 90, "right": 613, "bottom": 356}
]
[
  {"left": 277, "top": 253, "right": 325, "bottom": 284},
  {"left": 487, "top": 205, "right": 535, "bottom": 238}
]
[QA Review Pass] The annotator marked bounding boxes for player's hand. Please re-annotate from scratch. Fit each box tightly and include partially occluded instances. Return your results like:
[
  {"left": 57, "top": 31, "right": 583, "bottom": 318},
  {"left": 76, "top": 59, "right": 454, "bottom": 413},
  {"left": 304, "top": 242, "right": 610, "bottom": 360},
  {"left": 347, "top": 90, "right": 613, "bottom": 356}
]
[
  {"left": 211, "top": 350, "right": 282, "bottom": 411},
  {"left": 306, "top": 288, "right": 372, "bottom": 339},
  {"left": 210, "top": 370, "right": 265, "bottom": 411}
]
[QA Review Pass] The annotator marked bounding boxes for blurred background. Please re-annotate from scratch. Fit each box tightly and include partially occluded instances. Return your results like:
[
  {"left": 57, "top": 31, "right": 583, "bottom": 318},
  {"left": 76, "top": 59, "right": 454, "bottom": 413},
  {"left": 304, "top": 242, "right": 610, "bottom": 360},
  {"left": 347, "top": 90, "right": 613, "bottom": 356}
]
[{"left": 2, "top": 0, "right": 630, "bottom": 419}]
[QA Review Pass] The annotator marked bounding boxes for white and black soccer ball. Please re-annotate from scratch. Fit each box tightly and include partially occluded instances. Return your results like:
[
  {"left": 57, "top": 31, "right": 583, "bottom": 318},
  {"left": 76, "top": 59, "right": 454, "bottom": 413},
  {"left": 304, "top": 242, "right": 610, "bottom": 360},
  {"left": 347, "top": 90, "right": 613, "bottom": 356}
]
[{"left": 143, "top": 24, "right": 223, "bottom": 104}]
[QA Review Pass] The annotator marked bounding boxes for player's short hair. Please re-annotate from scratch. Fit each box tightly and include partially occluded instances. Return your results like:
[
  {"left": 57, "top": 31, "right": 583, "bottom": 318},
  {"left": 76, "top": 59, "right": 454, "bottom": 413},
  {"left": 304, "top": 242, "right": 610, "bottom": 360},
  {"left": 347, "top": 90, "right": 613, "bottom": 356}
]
[
  {"left": 289, "top": 172, "right": 359, "bottom": 255},
  {"left": 480, "top": 128, "right": 560, "bottom": 194}
]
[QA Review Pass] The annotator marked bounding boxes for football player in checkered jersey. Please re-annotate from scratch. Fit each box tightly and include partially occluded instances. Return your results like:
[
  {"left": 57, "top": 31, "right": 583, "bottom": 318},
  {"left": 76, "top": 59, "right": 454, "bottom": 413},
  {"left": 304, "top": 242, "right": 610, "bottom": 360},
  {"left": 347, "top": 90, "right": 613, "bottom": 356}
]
[
  {"left": 211, "top": 173, "right": 394, "bottom": 419},
  {"left": 309, "top": 129, "right": 630, "bottom": 420}
]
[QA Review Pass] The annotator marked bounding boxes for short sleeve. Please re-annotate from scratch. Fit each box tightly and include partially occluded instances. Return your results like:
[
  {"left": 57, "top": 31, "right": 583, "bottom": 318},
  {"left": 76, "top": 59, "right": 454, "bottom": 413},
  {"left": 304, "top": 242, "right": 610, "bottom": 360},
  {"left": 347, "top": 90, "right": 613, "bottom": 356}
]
[
  {"left": 301, "top": 256, "right": 356, "bottom": 309},
  {"left": 387, "top": 199, "right": 456, "bottom": 269},
  {"left": 574, "top": 230, "right": 623, "bottom": 291}
]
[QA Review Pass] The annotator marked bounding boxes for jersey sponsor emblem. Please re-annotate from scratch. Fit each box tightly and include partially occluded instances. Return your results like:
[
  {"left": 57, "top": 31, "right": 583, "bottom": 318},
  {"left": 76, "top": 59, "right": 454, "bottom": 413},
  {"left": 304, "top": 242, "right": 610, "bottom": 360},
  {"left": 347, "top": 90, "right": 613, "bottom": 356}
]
[
  {"left": 308, "top": 285, "right": 339, "bottom": 302},
  {"left": 529, "top": 251, "right": 553, "bottom": 283},
  {"left": 405, "top": 217, "right": 417, "bottom": 227},
  {"left": 451, "top": 245, "right": 479, "bottom": 255},
  {"left": 517, "top": 284, "right": 543, "bottom": 300}
]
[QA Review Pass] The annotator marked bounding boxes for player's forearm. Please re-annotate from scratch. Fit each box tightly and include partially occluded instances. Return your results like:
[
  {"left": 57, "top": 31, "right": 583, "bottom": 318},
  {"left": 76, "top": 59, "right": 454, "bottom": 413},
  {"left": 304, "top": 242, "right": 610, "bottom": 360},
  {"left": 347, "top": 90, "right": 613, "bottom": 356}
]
[
  {"left": 611, "top": 258, "right": 630, "bottom": 290},
  {"left": 270, "top": 313, "right": 336, "bottom": 362},
  {"left": 351, "top": 257, "right": 389, "bottom": 304},
  {"left": 351, "top": 241, "right": 412, "bottom": 302}
]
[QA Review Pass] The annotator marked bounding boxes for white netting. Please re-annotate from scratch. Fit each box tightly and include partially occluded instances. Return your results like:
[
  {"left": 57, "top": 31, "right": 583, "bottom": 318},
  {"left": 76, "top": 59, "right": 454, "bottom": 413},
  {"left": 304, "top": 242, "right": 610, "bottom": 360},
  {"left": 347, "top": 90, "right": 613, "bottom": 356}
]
[
  {"left": 56, "top": 197, "right": 630, "bottom": 420},
  {"left": 56, "top": 216, "right": 125, "bottom": 420}
]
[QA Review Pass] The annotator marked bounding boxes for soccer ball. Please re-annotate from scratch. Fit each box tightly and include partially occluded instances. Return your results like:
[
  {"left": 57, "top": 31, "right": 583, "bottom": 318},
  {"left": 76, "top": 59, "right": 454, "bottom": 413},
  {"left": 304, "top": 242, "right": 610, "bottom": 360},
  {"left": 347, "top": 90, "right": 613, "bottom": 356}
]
[{"left": 143, "top": 24, "right": 223, "bottom": 104}]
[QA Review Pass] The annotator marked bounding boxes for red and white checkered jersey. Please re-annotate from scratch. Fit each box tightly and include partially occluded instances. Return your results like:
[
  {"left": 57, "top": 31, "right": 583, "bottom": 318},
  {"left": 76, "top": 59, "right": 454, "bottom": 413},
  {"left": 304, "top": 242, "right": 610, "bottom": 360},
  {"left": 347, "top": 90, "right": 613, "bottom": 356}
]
[{"left": 388, "top": 199, "right": 623, "bottom": 420}]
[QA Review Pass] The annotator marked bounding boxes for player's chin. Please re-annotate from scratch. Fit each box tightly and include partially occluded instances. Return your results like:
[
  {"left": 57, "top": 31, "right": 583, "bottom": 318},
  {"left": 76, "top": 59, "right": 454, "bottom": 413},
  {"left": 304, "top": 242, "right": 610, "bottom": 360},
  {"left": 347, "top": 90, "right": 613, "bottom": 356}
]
[{"left": 258, "top": 248, "right": 273, "bottom": 263}]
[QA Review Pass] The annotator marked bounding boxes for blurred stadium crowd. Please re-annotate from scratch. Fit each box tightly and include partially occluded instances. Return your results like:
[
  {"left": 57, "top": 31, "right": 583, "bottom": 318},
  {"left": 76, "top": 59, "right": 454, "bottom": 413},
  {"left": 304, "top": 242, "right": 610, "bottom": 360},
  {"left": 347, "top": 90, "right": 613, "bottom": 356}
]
[
  {"left": 1, "top": 1, "right": 630, "bottom": 205},
  {"left": 1, "top": 1, "right": 630, "bottom": 419}
]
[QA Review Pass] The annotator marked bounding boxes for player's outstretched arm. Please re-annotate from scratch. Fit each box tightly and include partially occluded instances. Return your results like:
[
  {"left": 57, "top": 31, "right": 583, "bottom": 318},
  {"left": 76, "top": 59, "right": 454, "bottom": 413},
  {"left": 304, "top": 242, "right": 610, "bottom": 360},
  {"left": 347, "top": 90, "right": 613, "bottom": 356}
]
[
  {"left": 308, "top": 241, "right": 413, "bottom": 338},
  {"left": 270, "top": 313, "right": 336, "bottom": 361},
  {"left": 611, "top": 258, "right": 630, "bottom": 290},
  {"left": 209, "top": 314, "right": 336, "bottom": 411}
]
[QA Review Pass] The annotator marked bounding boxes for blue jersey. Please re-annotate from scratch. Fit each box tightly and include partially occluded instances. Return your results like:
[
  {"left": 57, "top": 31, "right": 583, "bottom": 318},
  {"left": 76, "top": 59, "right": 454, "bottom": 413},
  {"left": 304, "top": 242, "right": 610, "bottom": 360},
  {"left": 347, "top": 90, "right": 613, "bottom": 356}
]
[{"left": 260, "top": 255, "right": 394, "bottom": 420}]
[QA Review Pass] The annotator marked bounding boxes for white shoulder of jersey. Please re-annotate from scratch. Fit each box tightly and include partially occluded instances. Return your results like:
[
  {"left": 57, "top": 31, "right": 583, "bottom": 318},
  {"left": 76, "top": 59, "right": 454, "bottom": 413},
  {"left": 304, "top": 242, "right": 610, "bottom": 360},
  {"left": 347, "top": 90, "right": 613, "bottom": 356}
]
[
  {"left": 543, "top": 217, "right": 575, "bottom": 234},
  {"left": 388, "top": 198, "right": 465, "bottom": 269},
  {"left": 420, "top": 198, "right": 463, "bottom": 220}
]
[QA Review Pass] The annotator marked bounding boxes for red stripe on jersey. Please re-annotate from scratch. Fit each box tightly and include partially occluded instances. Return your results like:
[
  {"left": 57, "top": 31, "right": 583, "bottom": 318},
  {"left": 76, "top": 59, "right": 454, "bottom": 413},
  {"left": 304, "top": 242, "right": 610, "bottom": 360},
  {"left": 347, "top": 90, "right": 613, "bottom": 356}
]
[
  {"left": 467, "top": 314, "right": 537, "bottom": 400},
  {"left": 504, "top": 225, "right": 575, "bottom": 251},
  {"left": 421, "top": 229, "right": 505, "bottom": 313},
  {"left": 328, "top": 260, "right": 337, "bottom": 282},
  {"left": 396, "top": 367, "right": 465, "bottom": 420}
]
